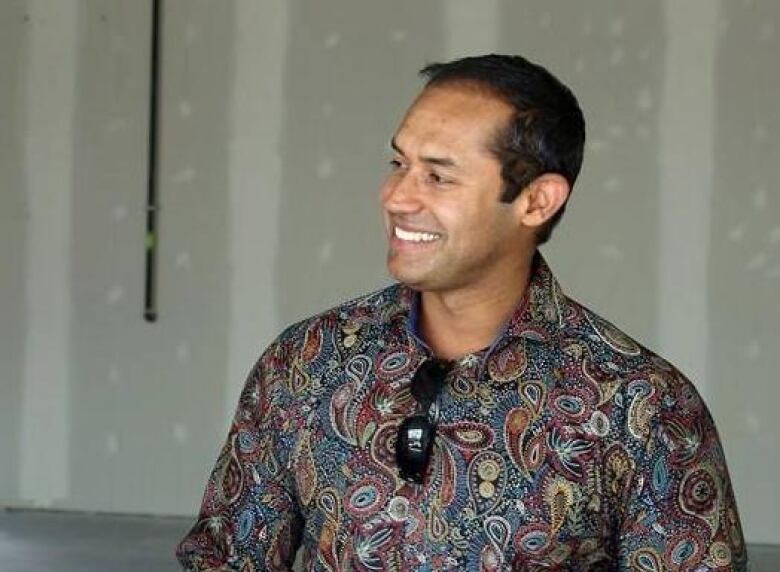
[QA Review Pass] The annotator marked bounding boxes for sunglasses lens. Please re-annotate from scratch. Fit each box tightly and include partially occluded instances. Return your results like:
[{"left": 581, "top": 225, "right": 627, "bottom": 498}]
[
  {"left": 410, "top": 359, "right": 451, "bottom": 407},
  {"left": 395, "top": 359, "right": 452, "bottom": 483},
  {"left": 395, "top": 415, "right": 434, "bottom": 483}
]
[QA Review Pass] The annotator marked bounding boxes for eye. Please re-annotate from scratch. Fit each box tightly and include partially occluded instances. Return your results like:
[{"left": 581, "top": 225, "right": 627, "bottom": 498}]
[
  {"left": 427, "top": 171, "right": 450, "bottom": 185},
  {"left": 388, "top": 159, "right": 405, "bottom": 171}
]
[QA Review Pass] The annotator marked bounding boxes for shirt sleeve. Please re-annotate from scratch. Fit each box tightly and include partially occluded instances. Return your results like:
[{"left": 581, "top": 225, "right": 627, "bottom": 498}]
[
  {"left": 176, "top": 345, "right": 304, "bottom": 571},
  {"left": 616, "top": 369, "right": 748, "bottom": 571}
]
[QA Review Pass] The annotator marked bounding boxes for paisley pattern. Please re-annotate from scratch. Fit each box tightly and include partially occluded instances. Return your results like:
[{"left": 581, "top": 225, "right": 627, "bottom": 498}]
[{"left": 177, "top": 253, "right": 747, "bottom": 571}]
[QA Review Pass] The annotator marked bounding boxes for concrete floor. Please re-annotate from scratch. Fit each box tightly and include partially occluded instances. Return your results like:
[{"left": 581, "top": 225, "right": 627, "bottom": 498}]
[
  {"left": 0, "top": 509, "right": 190, "bottom": 572},
  {"left": 0, "top": 509, "right": 777, "bottom": 571}
]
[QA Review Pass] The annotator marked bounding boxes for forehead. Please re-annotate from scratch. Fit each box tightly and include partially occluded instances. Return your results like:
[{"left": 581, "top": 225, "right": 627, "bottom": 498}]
[{"left": 394, "top": 84, "right": 513, "bottom": 157}]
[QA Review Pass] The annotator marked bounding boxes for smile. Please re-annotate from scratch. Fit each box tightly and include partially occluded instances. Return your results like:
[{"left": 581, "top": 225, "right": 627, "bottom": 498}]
[{"left": 394, "top": 226, "right": 442, "bottom": 243}]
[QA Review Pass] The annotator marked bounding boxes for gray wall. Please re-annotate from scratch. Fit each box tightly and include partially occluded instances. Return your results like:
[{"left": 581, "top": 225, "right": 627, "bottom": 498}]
[{"left": 1, "top": 0, "right": 779, "bottom": 546}]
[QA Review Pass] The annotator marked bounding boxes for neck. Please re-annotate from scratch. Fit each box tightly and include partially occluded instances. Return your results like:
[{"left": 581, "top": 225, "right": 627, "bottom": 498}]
[{"left": 418, "top": 254, "right": 535, "bottom": 360}]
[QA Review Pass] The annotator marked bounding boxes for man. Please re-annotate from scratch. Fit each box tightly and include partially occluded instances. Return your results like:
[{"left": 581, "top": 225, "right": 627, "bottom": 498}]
[{"left": 177, "top": 55, "right": 746, "bottom": 571}]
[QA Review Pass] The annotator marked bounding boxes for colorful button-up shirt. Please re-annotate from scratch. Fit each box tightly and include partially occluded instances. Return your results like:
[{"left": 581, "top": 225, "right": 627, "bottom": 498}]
[{"left": 177, "top": 253, "right": 746, "bottom": 571}]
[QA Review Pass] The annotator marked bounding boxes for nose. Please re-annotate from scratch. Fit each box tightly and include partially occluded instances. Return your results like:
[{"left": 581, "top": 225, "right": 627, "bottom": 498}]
[{"left": 381, "top": 169, "right": 423, "bottom": 214}]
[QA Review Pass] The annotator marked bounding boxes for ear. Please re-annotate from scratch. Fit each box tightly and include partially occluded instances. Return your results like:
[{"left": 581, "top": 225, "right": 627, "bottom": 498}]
[{"left": 513, "top": 173, "right": 570, "bottom": 229}]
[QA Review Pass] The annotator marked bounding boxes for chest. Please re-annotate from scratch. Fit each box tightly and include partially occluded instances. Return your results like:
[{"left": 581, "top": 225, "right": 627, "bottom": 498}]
[{"left": 293, "top": 354, "right": 620, "bottom": 570}]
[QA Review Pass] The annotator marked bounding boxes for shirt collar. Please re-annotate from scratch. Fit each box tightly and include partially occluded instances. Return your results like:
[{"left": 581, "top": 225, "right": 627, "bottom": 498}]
[{"left": 396, "top": 250, "right": 566, "bottom": 350}]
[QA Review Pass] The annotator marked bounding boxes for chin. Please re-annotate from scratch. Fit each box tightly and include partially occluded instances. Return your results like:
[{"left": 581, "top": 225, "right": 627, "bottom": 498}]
[
  {"left": 387, "top": 254, "right": 453, "bottom": 292},
  {"left": 391, "top": 271, "right": 449, "bottom": 294},
  {"left": 387, "top": 265, "right": 427, "bottom": 290}
]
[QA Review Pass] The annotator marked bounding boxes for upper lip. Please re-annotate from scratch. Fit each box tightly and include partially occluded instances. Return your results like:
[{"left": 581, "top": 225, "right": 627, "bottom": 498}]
[{"left": 392, "top": 223, "right": 441, "bottom": 234}]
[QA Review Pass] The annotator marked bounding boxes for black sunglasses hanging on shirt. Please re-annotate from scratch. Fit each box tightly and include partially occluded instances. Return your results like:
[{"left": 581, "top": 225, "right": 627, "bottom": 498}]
[{"left": 395, "top": 358, "right": 453, "bottom": 484}]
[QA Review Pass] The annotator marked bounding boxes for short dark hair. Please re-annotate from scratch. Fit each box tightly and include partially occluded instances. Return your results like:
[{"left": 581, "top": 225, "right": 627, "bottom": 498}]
[{"left": 419, "top": 54, "right": 586, "bottom": 244}]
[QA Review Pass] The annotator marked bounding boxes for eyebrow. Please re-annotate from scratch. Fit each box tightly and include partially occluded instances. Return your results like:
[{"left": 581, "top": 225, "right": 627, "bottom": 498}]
[{"left": 390, "top": 137, "right": 458, "bottom": 168}]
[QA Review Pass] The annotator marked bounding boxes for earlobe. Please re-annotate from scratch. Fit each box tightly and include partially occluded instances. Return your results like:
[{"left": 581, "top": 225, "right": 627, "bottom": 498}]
[{"left": 517, "top": 173, "right": 570, "bottom": 228}]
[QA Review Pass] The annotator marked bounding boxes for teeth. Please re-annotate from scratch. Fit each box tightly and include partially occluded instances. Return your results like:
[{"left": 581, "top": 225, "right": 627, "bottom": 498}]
[{"left": 394, "top": 226, "right": 441, "bottom": 243}]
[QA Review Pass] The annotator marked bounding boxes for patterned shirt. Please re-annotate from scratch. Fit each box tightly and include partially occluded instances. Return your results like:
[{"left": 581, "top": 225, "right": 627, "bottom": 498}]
[{"left": 177, "top": 253, "right": 746, "bottom": 571}]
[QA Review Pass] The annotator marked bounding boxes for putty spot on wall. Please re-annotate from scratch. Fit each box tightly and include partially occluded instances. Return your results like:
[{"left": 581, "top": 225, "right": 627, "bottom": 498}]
[
  {"left": 390, "top": 30, "right": 406, "bottom": 43},
  {"left": 112, "top": 204, "right": 127, "bottom": 222},
  {"left": 316, "top": 158, "right": 334, "bottom": 180},
  {"left": 752, "top": 185, "right": 768, "bottom": 210},
  {"left": 108, "top": 365, "right": 121, "bottom": 386},
  {"left": 587, "top": 139, "right": 607, "bottom": 153},
  {"left": 172, "top": 167, "right": 196, "bottom": 184},
  {"left": 581, "top": 18, "right": 593, "bottom": 37},
  {"left": 758, "top": 21, "right": 775, "bottom": 42},
  {"left": 609, "top": 17, "right": 625, "bottom": 38},
  {"left": 598, "top": 244, "right": 624, "bottom": 262},
  {"left": 179, "top": 100, "right": 192, "bottom": 118},
  {"left": 318, "top": 241, "right": 333, "bottom": 266},
  {"left": 106, "top": 434, "right": 119, "bottom": 456},
  {"left": 728, "top": 225, "right": 745, "bottom": 242},
  {"left": 106, "top": 284, "right": 124, "bottom": 305},
  {"left": 609, "top": 47, "right": 625, "bottom": 67},
  {"left": 752, "top": 124, "right": 768, "bottom": 143},
  {"left": 635, "top": 123, "right": 651, "bottom": 140},
  {"left": 105, "top": 118, "right": 127, "bottom": 133},
  {"left": 574, "top": 55, "right": 586, "bottom": 75},
  {"left": 607, "top": 124, "right": 625, "bottom": 139},
  {"left": 324, "top": 33, "right": 341, "bottom": 49},
  {"left": 174, "top": 251, "right": 192, "bottom": 271},
  {"left": 185, "top": 23, "right": 198, "bottom": 44},
  {"left": 176, "top": 342, "right": 190, "bottom": 364},
  {"left": 603, "top": 176, "right": 622, "bottom": 194},
  {"left": 745, "top": 340, "right": 761, "bottom": 360},
  {"left": 173, "top": 423, "right": 188, "bottom": 445},
  {"left": 746, "top": 412, "right": 761, "bottom": 433},
  {"left": 636, "top": 87, "right": 654, "bottom": 111},
  {"left": 746, "top": 252, "right": 767, "bottom": 272}
]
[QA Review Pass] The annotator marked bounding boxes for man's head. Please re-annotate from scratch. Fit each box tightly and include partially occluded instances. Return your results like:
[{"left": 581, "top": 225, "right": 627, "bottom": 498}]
[
  {"left": 420, "top": 54, "right": 586, "bottom": 244},
  {"left": 381, "top": 54, "right": 585, "bottom": 292}
]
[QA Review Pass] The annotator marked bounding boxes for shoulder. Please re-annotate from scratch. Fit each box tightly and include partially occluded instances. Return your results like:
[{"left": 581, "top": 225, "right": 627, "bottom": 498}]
[
  {"left": 276, "top": 282, "right": 404, "bottom": 347},
  {"left": 555, "top": 298, "right": 728, "bottom": 484},
  {"left": 556, "top": 296, "right": 709, "bottom": 429},
  {"left": 259, "top": 282, "right": 406, "bottom": 370},
  {"left": 241, "top": 283, "right": 406, "bottom": 434}
]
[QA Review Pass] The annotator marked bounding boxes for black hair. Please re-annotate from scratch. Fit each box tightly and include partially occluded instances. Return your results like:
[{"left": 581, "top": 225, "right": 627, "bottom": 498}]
[{"left": 419, "top": 54, "right": 586, "bottom": 244}]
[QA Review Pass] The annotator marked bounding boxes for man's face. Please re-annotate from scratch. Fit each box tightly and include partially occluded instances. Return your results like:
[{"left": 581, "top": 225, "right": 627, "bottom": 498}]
[{"left": 381, "top": 84, "right": 524, "bottom": 293}]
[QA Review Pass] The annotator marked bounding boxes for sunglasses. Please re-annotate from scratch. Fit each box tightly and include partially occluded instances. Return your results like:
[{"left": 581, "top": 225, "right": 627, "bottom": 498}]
[{"left": 395, "top": 358, "right": 453, "bottom": 484}]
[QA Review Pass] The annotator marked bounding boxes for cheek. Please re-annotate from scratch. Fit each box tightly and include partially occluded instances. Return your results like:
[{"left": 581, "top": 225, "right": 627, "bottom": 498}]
[
  {"left": 454, "top": 204, "right": 516, "bottom": 249},
  {"left": 448, "top": 198, "right": 500, "bottom": 232},
  {"left": 429, "top": 203, "right": 462, "bottom": 235}
]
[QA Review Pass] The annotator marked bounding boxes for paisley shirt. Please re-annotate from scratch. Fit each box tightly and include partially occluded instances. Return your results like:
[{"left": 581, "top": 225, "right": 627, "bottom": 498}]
[{"left": 177, "top": 253, "right": 746, "bottom": 571}]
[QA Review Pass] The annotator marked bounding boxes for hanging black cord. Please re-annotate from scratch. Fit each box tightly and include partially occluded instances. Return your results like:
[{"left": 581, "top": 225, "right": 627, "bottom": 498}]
[{"left": 144, "top": 0, "right": 162, "bottom": 322}]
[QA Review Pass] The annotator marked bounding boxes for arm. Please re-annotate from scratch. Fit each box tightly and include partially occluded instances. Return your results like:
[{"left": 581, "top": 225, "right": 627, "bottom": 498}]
[
  {"left": 616, "top": 370, "right": 747, "bottom": 571},
  {"left": 176, "top": 346, "right": 304, "bottom": 571}
]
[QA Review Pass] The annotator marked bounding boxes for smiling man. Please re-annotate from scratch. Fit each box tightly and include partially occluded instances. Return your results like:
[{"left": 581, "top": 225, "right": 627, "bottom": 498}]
[{"left": 177, "top": 55, "right": 746, "bottom": 571}]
